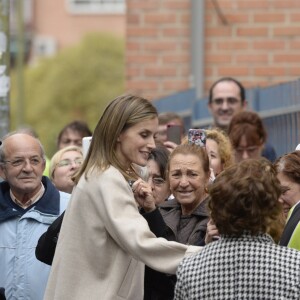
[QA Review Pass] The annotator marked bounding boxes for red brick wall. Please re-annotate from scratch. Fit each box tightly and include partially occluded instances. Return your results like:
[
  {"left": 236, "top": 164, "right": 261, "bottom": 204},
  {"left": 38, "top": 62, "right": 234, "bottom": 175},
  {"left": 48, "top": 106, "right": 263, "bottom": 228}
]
[
  {"left": 205, "top": 0, "right": 300, "bottom": 91},
  {"left": 126, "top": 0, "right": 191, "bottom": 100},
  {"left": 126, "top": 0, "right": 300, "bottom": 100}
]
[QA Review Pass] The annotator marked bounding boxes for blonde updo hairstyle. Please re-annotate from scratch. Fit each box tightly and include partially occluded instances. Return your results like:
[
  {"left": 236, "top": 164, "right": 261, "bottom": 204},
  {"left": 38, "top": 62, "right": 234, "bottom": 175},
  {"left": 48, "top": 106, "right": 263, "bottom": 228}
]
[{"left": 50, "top": 145, "right": 83, "bottom": 181}]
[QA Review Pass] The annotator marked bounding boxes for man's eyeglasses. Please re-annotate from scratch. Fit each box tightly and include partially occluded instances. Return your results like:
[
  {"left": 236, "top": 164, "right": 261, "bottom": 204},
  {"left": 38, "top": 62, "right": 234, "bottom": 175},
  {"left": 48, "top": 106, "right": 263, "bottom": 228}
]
[
  {"left": 211, "top": 97, "right": 241, "bottom": 106},
  {"left": 148, "top": 177, "right": 165, "bottom": 186},
  {"left": 2, "top": 157, "right": 44, "bottom": 167},
  {"left": 56, "top": 158, "right": 83, "bottom": 168}
]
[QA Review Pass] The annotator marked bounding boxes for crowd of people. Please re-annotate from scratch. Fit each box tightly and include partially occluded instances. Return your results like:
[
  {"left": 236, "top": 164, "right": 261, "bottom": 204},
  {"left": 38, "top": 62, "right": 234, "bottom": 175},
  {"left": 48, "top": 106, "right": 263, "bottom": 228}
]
[{"left": 0, "top": 77, "right": 300, "bottom": 300}]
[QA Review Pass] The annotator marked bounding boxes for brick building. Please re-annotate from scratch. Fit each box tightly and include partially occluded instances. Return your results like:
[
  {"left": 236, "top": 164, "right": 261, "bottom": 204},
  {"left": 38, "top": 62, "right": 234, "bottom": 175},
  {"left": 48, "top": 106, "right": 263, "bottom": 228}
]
[
  {"left": 126, "top": 0, "right": 300, "bottom": 100},
  {"left": 11, "top": 0, "right": 126, "bottom": 61}
]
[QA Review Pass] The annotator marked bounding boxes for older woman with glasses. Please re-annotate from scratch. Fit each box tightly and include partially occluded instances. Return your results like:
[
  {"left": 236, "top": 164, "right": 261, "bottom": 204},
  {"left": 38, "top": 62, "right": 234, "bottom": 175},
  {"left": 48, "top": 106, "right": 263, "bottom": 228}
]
[
  {"left": 146, "top": 145, "right": 171, "bottom": 205},
  {"left": 49, "top": 145, "right": 83, "bottom": 194}
]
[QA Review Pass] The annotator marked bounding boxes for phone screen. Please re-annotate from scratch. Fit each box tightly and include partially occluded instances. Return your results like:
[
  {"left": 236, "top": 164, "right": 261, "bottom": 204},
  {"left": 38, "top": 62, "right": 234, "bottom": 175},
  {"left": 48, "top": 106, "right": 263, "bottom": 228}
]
[
  {"left": 188, "top": 129, "right": 206, "bottom": 147},
  {"left": 167, "top": 124, "right": 181, "bottom": 145}
]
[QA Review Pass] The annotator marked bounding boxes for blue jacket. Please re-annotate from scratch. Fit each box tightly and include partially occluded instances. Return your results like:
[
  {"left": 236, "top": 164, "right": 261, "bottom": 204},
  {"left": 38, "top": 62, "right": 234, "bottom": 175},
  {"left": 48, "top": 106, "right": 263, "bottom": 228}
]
[
  {"left": 262, "top": 142, "right": 277, "bottom": 162},
  {"left": 0, "top": 176, "right": 69, "bottom": 300}
]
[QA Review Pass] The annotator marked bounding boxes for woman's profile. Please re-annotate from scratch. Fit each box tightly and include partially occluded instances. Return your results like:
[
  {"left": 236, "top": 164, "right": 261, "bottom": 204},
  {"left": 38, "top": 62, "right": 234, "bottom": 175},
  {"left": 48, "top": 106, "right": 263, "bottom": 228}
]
[{"left": 44, "top": 94, "right": 200, "bottom": 300}]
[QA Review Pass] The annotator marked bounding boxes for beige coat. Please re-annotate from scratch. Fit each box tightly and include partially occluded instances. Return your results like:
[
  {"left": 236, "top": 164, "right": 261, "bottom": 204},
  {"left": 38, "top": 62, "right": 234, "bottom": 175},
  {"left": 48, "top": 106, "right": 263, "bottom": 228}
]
[{"left": 44, "top": 166, "right": 200, "bottom": 300}]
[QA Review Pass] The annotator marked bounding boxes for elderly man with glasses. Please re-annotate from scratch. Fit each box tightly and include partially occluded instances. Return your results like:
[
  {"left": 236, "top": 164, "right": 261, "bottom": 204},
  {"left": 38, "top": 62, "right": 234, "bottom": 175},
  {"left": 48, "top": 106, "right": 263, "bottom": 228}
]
[{"left": 0, "top": 132, "right": 69, "bottom": 300}]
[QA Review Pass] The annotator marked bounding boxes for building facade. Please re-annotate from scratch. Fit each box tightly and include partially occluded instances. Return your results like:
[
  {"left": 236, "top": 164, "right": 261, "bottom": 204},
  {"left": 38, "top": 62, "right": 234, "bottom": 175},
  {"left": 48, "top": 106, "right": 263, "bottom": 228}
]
[
  {"left": 126, "top": 0, "right": 300, "bottom": 100},
  {"left": 11, "top": 0, "right": 126, "bottom": 61}
]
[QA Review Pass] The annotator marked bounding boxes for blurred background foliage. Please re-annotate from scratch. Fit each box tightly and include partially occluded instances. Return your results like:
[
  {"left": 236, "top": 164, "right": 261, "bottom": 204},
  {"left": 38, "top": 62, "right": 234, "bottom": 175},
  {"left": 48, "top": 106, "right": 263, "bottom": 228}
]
[{"left": 10, "top": 32, "right": 125, "bottom": 157}]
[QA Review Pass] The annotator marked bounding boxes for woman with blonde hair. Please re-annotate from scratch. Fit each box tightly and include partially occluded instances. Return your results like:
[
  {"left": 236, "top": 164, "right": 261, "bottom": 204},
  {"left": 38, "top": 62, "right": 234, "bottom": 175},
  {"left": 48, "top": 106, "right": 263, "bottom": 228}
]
[
  {"left": 181, "top": 128, "right": 233, "bottom": 179},
  {"left": 44, "top": 94, "right": 200, "bottom": 300},
  {"left": 206, "top": 128, "right": 234, "bottom": 177},
  {"left": 205, "top": 128, "right": 234, "bottom": 240},
  {"left": 49, "top": 145, "right": 83, "bottom": 194}
]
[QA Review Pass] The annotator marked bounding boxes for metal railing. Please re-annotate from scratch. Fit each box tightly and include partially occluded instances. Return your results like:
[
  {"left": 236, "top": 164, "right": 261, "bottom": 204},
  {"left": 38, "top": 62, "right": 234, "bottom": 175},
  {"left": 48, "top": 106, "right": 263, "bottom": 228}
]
[{"left": 154, "top": 78, "right": 300, "bottom": 157}]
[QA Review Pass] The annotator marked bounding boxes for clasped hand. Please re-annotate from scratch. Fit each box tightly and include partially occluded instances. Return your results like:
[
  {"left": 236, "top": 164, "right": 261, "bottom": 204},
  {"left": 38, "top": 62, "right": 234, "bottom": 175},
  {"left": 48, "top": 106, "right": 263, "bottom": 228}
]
[{"left": 132, "top": 179, "right": 156, "bottom": 212}]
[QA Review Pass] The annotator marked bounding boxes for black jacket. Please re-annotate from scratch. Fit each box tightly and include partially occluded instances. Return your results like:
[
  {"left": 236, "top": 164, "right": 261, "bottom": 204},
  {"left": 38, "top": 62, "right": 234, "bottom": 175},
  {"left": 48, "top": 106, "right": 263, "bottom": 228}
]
[
  {"left": 0, "top": 288, "right": 6, "bottom": 300},
  {"left": 141, "top": 199, "right": 209, "bottom": 300},
  {"left": 35, "top": 212, "right": 65, "bottom": 265},
  {"left": 141, "top": 208, "right": 175, "bottom": 300}
]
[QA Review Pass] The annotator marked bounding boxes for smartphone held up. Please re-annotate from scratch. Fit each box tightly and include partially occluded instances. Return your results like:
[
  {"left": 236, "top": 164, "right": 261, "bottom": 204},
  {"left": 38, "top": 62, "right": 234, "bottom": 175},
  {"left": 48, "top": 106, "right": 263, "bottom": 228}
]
[
  {"left": 188, "top": 129, "right": 206, "bottom": 147},
  {"left": 166, "top": 124, "right": 182, "bottom": 145}
]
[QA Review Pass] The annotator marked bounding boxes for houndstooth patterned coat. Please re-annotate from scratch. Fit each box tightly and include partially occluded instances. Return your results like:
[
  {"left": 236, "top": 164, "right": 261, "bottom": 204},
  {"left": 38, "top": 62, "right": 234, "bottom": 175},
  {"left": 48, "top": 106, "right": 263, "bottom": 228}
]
[{"left": 174, "top": 232, "right": 300, "bottom": 300}]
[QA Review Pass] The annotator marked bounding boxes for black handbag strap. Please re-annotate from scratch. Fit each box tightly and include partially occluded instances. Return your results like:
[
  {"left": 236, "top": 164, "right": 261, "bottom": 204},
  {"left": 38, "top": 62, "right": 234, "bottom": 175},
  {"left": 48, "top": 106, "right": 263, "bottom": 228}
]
[{"left": 279, "top": 203, "right": 300, "bottom": 246}]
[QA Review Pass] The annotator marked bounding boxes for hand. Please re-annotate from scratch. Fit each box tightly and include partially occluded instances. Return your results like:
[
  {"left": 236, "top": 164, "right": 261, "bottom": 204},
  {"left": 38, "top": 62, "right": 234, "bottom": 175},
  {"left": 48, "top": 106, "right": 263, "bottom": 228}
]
[
  {"left": 132, "top": 179, "right": 156, "bottom": 212},
  {"left": 205, "top": 219, "right": 220, "bottom": 244},
  {"left": 209, "top": 167, "right": 216, "bottom": 183},
  {"left": 163, "top": 141, "right": 179, "bottom": 153}
]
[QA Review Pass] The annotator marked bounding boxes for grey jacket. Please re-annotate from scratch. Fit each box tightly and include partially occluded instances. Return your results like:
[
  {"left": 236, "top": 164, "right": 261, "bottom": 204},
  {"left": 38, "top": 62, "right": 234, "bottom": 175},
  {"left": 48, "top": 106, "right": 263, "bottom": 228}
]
[{"left": 159, "top": 198, "right": 209, "bottom": 245}]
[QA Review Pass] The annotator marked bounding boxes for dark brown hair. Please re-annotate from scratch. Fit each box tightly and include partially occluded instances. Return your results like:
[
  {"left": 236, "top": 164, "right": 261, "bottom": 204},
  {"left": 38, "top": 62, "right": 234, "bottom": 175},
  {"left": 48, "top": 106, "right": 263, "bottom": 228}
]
[
  {"left": 228, "top": 111, "right": 267, "bottom": 148},
  {"left": 209, "top": 158, "right": 282, "bottom": 237},
  {"left": 209, "top": 77, "right": 246, "bottom": 104},
  {"left": 57, "top": 120, "right": 92, "bottom": 148},
  {"left": 274, "top": 151, "right": 300, "bottom": 185},
  {"left": 148, "top": 145, "right": 170, "bottom": 180}
]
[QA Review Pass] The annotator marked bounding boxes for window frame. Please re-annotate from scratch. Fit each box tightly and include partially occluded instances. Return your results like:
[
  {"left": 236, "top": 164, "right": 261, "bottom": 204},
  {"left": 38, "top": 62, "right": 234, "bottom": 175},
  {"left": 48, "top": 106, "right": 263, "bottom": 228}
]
[{"left": 66, "top": 0, "right": 125, "bottom": 15}]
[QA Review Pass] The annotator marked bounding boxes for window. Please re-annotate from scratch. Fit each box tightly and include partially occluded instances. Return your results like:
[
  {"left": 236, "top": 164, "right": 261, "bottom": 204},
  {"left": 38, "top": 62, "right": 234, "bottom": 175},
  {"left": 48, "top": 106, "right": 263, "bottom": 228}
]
[
  {"left": 33, "top": 36, "right": 57, "bottom": 58},
  {"left": 66, "top": 0, "right": 125, "bottom": 14}
]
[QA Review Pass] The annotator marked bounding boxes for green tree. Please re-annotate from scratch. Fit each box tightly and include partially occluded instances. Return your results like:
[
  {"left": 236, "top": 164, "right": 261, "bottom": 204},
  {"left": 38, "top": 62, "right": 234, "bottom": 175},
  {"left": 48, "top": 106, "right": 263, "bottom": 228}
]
[{"left": 10, "top": 32, "right": 125, "bottom": 156}]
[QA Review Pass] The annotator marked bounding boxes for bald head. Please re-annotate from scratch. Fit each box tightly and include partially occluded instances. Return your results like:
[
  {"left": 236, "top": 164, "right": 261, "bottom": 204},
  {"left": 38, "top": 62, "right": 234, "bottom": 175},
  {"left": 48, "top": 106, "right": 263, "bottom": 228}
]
[
  {"left": 0, "top": 133, "right": 46, "bottom": 201},
  {"left": 0, "top": 132, "right": 45, "bottom": 162}
]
